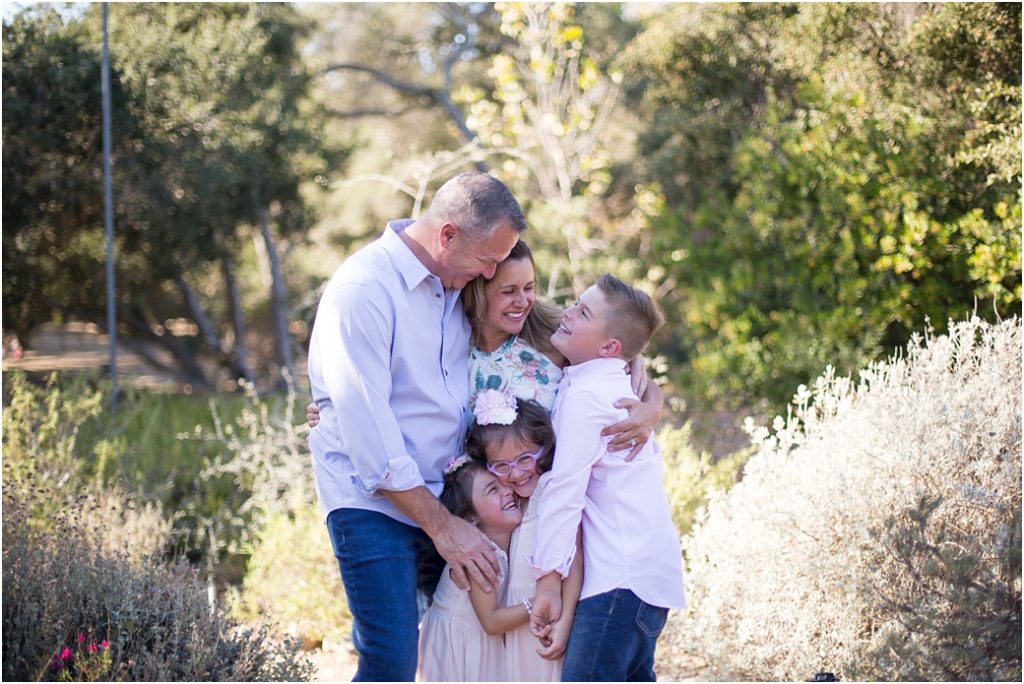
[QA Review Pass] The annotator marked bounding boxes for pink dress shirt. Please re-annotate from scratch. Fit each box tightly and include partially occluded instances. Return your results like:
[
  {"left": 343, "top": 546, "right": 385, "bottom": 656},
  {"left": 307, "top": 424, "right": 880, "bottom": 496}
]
[{"left": 529, "top": 357, "right": 687, "bottom": 610}]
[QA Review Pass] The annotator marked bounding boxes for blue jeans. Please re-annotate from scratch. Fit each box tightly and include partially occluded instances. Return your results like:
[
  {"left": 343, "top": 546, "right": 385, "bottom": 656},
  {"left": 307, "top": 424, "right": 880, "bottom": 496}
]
[
  {"left": 326, "top": 508, "right": 442, "bottom": 682},
  {"left": 562, "top": 589, "right": 669, "bottom": 682}
]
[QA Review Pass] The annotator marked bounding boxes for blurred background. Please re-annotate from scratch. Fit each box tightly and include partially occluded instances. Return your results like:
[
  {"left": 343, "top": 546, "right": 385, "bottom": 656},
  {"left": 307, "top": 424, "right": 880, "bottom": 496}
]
[{"left": 2, "top": 3, "right": 1020, "bottom": 681}]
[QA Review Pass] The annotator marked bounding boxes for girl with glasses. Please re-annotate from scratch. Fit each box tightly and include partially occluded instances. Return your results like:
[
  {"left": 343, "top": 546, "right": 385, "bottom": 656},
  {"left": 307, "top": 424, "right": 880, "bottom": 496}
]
[{"left": 466, "top": 390, "right": 583, "bottom": 682}]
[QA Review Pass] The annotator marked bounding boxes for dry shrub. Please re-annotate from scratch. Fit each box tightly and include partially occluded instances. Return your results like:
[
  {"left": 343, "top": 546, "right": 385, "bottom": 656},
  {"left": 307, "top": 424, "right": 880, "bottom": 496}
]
[
  {"left": 2, "top": 483, "right": 314, "bottom": 682},
  {"left": 663, "top": 317, "right": 1021, "bottom": 680},
  {"left": 2, "top": 372, "right": 314, "bottom": 681}
]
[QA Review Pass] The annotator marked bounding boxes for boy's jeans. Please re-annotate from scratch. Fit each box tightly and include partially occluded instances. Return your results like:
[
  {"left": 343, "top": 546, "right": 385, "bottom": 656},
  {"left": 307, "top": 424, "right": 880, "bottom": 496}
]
[
  {"left": 326, "top": 508, "right": 441, "bottom": 682},
  {"left": 561, "top": 588, "right": 669, "bottom": 682}
]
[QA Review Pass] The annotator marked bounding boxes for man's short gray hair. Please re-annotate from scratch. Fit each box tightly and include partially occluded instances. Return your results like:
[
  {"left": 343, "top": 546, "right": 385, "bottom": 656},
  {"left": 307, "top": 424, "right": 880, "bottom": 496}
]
[{"left": 428, "top": 172, "right": 527, "bottom": 240}]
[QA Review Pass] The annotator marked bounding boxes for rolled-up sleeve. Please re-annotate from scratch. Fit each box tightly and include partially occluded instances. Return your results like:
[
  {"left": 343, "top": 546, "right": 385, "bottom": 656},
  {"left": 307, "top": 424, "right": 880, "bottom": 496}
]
[
  {"left": 316, "top": 281, "right": 424, "bottom": 495},
  {"left": 529, "top": 389, "right": 608, "bottom": 578}
]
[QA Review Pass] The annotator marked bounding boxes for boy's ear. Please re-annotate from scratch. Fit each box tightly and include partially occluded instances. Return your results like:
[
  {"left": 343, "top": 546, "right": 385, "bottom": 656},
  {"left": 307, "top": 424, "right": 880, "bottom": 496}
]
[{"left": 598, "top": 338, "right": 622, "bottom": 359}]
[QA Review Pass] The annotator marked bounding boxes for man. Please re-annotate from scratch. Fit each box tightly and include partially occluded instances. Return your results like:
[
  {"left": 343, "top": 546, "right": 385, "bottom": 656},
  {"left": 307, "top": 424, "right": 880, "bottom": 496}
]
[{"left": 307, "top": 171, "right": 527, "bottom": 681}]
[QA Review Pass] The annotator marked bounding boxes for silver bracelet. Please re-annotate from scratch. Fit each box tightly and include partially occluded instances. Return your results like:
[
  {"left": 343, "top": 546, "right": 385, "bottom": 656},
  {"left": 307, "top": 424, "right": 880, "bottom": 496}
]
[{"left": 522, "top": 597, "right": 532, "bottom": 614}]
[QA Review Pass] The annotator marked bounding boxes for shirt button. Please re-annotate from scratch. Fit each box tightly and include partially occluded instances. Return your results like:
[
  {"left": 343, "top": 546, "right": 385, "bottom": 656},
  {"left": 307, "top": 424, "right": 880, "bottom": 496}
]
[{"left": 435, "top": 293, "right": 441, "bottom": 298}]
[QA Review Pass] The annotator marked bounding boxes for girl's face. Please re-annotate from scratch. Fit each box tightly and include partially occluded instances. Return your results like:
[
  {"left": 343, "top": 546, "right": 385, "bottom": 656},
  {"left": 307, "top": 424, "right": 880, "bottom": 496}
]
[
  {"left": 479, "top": 258, "right": 536, "bottom": 343},
  {"left": 485, "top": 435, "right": 542, "bottom": 500},
  {"left": 469, "top": 469, "right": 522, "bottom": 536}
]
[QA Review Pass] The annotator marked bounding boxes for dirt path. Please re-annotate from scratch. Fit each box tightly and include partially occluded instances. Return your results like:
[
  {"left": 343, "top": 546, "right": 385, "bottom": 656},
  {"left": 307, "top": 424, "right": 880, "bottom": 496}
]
[
  {"left": 307, "top": 643, "right": 358, "bottom": 682},
  {"left": 3, "top": 322, "right": 181, "bottom": 389}
]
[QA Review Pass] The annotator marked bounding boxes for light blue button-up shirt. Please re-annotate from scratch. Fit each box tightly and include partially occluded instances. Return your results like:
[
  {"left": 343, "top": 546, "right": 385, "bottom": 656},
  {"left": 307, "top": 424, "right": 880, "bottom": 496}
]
[{"left": 308, "top": 219, "right": 471, "bottom": 526}]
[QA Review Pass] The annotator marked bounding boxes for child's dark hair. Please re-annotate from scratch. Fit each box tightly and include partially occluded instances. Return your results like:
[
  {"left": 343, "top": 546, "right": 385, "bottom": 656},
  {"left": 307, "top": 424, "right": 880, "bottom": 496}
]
[
  {"left": 465, "top": 398, "right": 556, "bottom": 474},
  {"left": 440, "top": 458, "right": 487, "bottom": 522}
]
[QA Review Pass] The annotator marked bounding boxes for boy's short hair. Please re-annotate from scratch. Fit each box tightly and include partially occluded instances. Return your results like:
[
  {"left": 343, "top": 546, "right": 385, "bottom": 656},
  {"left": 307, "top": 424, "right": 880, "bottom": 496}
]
[{"left": 596, "top": 274, "right": 665, "bottom": 361}]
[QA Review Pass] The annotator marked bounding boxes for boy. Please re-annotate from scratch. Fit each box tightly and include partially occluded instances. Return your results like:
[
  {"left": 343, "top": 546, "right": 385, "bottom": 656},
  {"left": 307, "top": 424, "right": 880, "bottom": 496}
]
[{"left": 529, "top": 274, "right": 686, "bottom": 681}]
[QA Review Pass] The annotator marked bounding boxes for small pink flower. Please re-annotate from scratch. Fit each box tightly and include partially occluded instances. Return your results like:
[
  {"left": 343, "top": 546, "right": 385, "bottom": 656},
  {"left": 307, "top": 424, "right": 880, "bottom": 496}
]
[
  {"left": 60, "top": 647, "right": 72, "bottom": 660},
  {"left": 87, "top": 643, "right": 98, "bottom": 654},
  {"left": 77, "top": 632, "right": 85, "bottom": 643},
  {"left": 100, "top": 640, "right": 109, "bottom": 649}
]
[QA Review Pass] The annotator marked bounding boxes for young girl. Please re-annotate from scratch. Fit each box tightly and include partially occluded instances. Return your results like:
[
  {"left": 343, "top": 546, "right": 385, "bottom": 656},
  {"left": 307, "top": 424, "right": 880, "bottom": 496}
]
[
  {"left": 466, "top": 390, "right": 584, "bottom": 682},
  {"left": 417, "top": 453, "right": 529, "bottom": 682}
]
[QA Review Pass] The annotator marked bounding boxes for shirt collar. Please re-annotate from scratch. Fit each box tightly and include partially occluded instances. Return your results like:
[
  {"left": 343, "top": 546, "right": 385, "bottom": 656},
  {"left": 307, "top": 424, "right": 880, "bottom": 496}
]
[
  {"left": 382, "top": 219, "right": 434, "bottom": 292},
  {"left": 562, "top": 357, "right": 630, "bottom": 384}
]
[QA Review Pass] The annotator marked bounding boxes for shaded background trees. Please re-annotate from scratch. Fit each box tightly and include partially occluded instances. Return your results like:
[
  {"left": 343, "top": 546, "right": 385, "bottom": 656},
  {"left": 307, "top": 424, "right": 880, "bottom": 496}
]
[
  {"left": 619, "top": 2, "right": 1021, "bottom": 411},
  {"left": 4, "top": 3, "right": 348, "bottom": 389}
]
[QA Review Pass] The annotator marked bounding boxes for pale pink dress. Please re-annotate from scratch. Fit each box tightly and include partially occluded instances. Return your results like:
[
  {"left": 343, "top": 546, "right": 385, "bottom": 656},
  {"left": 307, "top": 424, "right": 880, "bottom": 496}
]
[
  {"left": 504, "top": 471, "right": 562, "bottom": 681},
  {"left": 418, "top": 543, "right": 509, "bottom": 682}
]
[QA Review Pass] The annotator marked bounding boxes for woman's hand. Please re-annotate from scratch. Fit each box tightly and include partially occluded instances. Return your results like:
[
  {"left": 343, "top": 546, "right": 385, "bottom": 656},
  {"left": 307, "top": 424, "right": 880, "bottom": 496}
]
[
  {"left": 626, "top": 355, "right": 650, "bottom": 398},
  {"left": 306, "top": 402, "right": 320, "bottom": 428},
  {"left": 602, "top": 357, "right": 664, "bottom": 460}
]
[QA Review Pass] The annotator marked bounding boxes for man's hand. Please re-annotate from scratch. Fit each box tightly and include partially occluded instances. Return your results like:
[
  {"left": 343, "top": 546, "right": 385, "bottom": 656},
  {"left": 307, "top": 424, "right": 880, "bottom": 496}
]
[
  {"left": 382, "top": 487, "right": 500, "bottom": 592},
  {"left": 306, "top": 402, "right": 320, "bottom": 428},
  {"left": 433, "top": 515, "right": 500, "bottom": 593},
  {"left": 529, "top": 572, "right": 563, "bottom": 639}
]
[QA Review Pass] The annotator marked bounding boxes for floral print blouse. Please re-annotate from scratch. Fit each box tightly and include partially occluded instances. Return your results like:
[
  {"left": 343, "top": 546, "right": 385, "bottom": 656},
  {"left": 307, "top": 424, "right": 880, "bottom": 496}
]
[{"left": 468, "top": 335, "right": 562, "bottom": 414}]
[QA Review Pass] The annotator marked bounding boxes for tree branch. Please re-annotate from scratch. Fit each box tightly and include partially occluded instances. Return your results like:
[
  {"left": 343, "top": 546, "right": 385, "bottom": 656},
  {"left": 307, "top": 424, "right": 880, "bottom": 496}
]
[
  {"left": 326, "top": 103, "right": 427, "bottom": 119},
  {"left": 322, "top": 62, "right": 435, "bottom": 97}
]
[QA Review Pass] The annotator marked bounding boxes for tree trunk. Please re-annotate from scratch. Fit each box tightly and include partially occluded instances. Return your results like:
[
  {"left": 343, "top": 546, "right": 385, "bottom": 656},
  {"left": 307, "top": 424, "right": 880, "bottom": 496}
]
[
  {"left": 257, "top": 208, "right": 294, "bottom": 383},
  {"left": 174, "top": 272, "right": 223, "bottom": 353},
  {"left": 118, "top": 307, "right": 212, "bottom": 389},
  {"left": 222, "top": 255, "right": 252, "bottom": 382}
]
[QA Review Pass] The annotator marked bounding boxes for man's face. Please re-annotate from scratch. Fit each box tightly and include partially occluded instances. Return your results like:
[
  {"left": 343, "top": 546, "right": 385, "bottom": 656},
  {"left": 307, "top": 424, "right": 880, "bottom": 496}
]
[
  {"left": 550, "top": 284, "right": 615, "bottom": 366},
  {"left": 439, "top": 222, "right": 519, "bottom": 289}
]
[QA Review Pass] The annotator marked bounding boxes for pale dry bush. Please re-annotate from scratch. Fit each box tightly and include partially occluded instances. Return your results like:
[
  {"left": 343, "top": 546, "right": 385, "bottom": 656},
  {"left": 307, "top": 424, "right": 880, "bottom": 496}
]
[{"left": 660, "top": 317, "right": 1022, "bottom": 680}]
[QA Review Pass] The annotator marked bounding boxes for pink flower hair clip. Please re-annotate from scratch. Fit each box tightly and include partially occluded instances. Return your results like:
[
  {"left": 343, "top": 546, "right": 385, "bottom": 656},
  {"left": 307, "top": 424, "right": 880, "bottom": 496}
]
[
  {"left": 474, "top": 389, "right": 518, "bottom": 426},
  {"left": 443, "top": 454, "right": 473, "bottom": 476}
]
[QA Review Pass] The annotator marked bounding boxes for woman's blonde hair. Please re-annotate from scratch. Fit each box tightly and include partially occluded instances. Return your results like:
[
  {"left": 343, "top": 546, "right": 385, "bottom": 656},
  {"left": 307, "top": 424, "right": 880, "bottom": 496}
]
[{"left": 462, "top": 240, "right": 562, "bottom": 358}]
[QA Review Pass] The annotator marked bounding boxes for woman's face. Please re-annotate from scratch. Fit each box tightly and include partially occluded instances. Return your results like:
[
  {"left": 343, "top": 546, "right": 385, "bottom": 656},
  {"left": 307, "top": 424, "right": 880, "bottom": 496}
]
[{"left": 479, "top": 257, "right": 536, "bottom": 342}]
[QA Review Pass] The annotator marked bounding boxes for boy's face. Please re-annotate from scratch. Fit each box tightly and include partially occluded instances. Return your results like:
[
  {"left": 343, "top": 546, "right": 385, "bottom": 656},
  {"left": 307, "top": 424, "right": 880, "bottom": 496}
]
[{"left": 551, "top": 284, "right": 618, "bottom": 365}]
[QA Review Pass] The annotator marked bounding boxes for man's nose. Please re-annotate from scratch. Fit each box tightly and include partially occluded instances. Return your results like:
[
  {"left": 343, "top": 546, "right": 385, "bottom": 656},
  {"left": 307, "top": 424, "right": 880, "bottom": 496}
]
[{"left": 481, "top": 263, "right": 498, "bottom": 279}]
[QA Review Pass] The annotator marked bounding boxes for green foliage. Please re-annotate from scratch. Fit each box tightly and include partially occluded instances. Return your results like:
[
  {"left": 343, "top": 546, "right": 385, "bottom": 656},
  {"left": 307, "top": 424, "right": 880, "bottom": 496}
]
[
  {"left": 2, "top": 371, "right": 306, "bottom": 573},
  {"left": 620, "top": 3, "right": 1022, "bottom": 413},
  {"left": 229, "top": 505, "right": 351, "bottom": 649},
  {"left": 3, "top": 3, "right": 348, "bottom": 384},
  {"left": 658, "top": 422, "right": 751, "bottom": 538},
  {"left": 2, "top": 373, "right": 108, "bottom": 513},
  {"left": 1, "top": 9, "right": 136, "bottom": 338}
]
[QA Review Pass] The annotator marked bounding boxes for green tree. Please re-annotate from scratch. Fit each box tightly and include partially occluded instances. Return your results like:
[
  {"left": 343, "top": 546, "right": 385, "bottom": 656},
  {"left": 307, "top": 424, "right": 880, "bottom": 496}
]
[
  {"left": 621, "top": 3, "right": 1021, "bottom": 412},
  {"left": 3, "top": 3, "right": 345, "bottom": 387}
]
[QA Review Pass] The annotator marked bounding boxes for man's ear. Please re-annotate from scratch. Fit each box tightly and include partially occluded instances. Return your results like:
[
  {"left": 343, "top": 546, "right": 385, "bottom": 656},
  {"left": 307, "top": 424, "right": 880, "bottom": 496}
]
[
  {"left": 439, "top": 222, "right": 458, "bottom": 248},
  {"left": 598, "top": 338, "right": 622, "bottom": 358}
]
